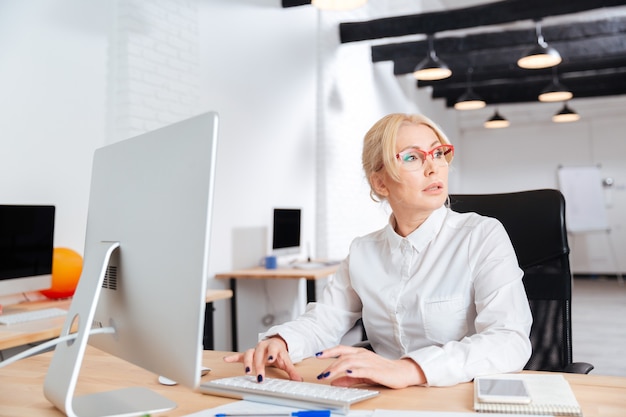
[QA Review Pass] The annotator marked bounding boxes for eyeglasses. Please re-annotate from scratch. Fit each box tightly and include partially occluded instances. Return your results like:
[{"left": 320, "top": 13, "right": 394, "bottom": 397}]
[{"left": 395, "top": 144, "right": 454, "bottom": 171}]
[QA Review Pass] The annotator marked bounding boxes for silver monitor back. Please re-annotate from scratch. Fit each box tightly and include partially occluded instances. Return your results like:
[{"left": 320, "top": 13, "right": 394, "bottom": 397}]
[{"left": 44, "top": 112, "right": 219, "bottom": 417}]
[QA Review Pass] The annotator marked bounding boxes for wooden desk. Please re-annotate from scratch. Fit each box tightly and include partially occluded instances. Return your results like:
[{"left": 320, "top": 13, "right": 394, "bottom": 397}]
[
  {"left": 1, "top": 347, "right": 625, "bottom": 417},
  {"left": 215, "top": 265, "right": 339, "bottom": 351},
  {"left": 0, "top": 289, "right": 232, "bottom": 351}
]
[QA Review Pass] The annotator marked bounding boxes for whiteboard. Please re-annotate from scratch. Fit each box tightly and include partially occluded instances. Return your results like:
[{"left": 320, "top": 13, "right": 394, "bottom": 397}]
[{"left": 557, "top": 166, "right": 609, "bottom": 233}]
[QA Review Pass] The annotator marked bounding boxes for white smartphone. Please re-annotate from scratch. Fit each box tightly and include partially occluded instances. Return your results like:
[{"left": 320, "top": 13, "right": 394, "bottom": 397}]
[{"left": 476, "top": 378, "right": 532, "bottom": 404}]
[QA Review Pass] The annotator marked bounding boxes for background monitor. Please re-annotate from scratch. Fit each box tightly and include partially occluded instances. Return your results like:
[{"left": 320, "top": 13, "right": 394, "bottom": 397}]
[
  {"left": 0, "top": 205, "right": 55, "bottom": 298},
  {"left": 44, "top": 112, "right": 219, "bottom": 417},
  {"left": 271, "top": 208, "right": 301, "bottom": 256}
]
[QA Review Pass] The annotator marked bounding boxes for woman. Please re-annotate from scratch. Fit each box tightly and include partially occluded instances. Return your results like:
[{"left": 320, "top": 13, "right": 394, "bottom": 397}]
[{"left": 224, "top": 113, "right": 532, "bottom": 388}]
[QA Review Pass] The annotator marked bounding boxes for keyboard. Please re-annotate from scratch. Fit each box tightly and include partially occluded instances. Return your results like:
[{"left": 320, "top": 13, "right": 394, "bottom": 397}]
[
  {"left": 0, "top": 307, "right": 67, "bottom": 325},
  {"left": 199, "top": 375, "right": 379, "bottom": 414}
]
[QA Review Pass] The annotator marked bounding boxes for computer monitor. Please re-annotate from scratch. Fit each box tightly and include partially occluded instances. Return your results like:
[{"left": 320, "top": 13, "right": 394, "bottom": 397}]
[
  {"left": 271, "top": 208, "right": 301, "bottom": 256},
  {"left": 44, "top": 112, "right": 219, "bottom": 417},
  {"left": 0, "top": 205, "right": 55, "bottom": 298}
]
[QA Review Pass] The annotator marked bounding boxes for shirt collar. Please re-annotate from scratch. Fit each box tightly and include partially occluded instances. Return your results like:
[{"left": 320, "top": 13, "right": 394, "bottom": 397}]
[{"left": 385, "top": 205, "right": 448, "bottom": 253}]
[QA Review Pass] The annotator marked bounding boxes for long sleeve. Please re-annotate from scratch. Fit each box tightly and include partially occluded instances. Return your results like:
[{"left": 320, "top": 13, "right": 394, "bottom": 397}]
[{"left": 259, "top": 259, "right": 362, "bottom": 363}]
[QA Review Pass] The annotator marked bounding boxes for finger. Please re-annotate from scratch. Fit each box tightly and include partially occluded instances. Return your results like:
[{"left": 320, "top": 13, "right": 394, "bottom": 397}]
[
  {"left": 242, "top": 348, "right": 255, "bottom": 375},
  {"left": 316, "top": 349, "right": 379, "bottom": 382},
  {"left": 252, "top": 345, "right": 270, "bottom": 382},
  {"left": 265, "top": 340, "right": 284, "bottom": 365},
  {"left": 274, "top": 352, "right": 303, "bottom": 381},
  {"left": 315, "top": 345, "right": 358, "bottom": 359},
  {"left": 222, "top": 353, "right": 243, "bottom": 363}
]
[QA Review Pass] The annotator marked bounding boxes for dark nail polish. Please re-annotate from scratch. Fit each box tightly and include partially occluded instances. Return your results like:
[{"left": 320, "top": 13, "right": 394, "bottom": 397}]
[
  {"left": 257, "top": 374, "right": 263, "bottom": 383},
  {"left": 268, "top": 355, "right": 274, "bottom": 361},
  {"left": 245, "top": 366, "right": 250, "bottom": 373},
  {"left": 346, "top": 369, "right": 353, "bottom": 374},
  {"left": 315, "top": 352, "right": 323, "bottom": 357},
  {"left": 316, "top": 373, "right": 324, "bottom": 380}
]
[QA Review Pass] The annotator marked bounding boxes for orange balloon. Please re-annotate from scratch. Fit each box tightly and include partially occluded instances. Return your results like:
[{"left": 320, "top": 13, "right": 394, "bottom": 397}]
[{"left": 40, "top": 247, "right": 83, "bottom": 299}]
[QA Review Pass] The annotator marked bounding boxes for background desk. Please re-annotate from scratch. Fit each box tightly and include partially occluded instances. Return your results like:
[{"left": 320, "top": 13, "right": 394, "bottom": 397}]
[
  {"left": 0, "top": 289, "right": 232, "bottom": 352},
  {"left": 215, "top": 265, "right": 339, "bottom": 351},
  {"left": 1, "top": 347, "right": 625, "bottom": 417},
  {"left": 0, "top": 299, "right": 71, "bottom": 351}
]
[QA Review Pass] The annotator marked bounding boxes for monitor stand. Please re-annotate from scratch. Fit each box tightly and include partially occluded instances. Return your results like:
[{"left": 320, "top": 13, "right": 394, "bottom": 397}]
[{"left": 43, "top": 241, "right": 176, "bottom": 417}]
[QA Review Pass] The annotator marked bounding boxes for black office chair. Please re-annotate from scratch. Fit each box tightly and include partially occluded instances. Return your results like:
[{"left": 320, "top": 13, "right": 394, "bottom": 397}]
[{"left": 449, "top": 189, "right": 593, "bottom": 374}]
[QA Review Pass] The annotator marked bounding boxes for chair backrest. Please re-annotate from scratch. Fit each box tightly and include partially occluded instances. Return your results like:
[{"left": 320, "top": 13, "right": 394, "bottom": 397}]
[{"left": 449, "top": 189, "right": 573, "bottom": 371}]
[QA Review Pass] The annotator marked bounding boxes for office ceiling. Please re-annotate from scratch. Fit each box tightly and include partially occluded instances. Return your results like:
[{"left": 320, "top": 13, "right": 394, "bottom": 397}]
[{"left": 282, "top": 0, "right": 626, "bottom": 108}]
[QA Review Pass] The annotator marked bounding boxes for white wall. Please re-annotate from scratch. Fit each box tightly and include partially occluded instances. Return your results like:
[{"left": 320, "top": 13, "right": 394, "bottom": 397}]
[
  {"left": 0, "top": 1, "right": 110, "bottom": 306},
  {"left": 0, "top": 1, "right": 110, "bottom": 251},
  {"left": 196, "top": 1, "right": 318, "bottom": 349}
]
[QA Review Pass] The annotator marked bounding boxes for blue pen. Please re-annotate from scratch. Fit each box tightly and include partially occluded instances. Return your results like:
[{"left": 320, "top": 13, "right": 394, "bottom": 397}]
[{"left": 215, "top": 410, "right": 331, "bottom": 417}]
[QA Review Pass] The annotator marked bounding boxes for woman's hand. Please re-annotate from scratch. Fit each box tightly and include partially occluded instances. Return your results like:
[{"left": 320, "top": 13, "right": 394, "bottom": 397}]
[
  {"left": 223, "top": 336, "right": 303, "bottom": 383},
  {"left": 315, "top": 345, "right": 426, "bottom": 389}
]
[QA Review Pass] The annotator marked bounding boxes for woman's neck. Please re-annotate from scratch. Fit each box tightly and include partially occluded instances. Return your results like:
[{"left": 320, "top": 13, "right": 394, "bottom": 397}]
[{"left": 392, "top": 210, "right": 432, "bottom": 237}]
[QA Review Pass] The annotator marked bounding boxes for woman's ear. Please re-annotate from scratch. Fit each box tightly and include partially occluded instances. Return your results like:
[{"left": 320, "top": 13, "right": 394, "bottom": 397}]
[{"left": 370, "top": 172, "right": 388, "bottom": 197}]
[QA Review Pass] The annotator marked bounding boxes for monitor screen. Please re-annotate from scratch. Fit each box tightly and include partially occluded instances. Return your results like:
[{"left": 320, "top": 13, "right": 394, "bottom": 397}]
[
  {"left": 44, "top": 112, "right": 219, "bottom": 416},
  {"left": 0, "top": 205, "right": 55, "bottom": 298},
  {"left": 272, "top": 208, "right": 301, "bottom": 256}
]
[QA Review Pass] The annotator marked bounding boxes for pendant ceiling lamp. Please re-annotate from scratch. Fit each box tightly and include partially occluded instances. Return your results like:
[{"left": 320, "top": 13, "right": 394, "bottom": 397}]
[
  {"left": 312, "top": 0, "right": 367, "bottom": 10},
  {"left": 552, "top": 103, "right": 580, "bottom": 123},
  {"left": 538, "top": 70, "right": 573, "bottom": 102},
  {"left": 517, "top": 20, "right": 562, "bottom": 69},
  {"left": 413, "top": 34, "right": 452, "bottom": 81},
  {"left": 484, "top": 109, "right": 510, "bottom": 129},
  {"left": 454, "top": 68, "right": 486, "bottom": 110}
]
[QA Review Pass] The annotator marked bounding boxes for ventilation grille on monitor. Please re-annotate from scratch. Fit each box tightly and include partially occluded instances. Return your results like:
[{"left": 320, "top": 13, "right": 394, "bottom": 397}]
[{"left": 102, "top": 265, "right": 118, "bottom": 290}]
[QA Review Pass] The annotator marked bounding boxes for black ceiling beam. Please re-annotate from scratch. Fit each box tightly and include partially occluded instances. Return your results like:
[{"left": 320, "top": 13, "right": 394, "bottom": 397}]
[
  {"left": 372, "top": 17, "right": 626, "bottom": 66},
  {"left": 417, "top": 55, "right": 626, "bottom": 90},
  {"left": 422, "top": 56, "right": 626, "bottom": 107},
  {"left": 389, "top": 32, "right": 626, "bottom": 76},
  {"left": 340, "top": 0, "right": 626, "bottom": 43},
  {"left": 433, "top": 69, "right": 626, "bottom": 107},
  {"left": 282, "top": 0, "right": 311, "bottom": 7}
]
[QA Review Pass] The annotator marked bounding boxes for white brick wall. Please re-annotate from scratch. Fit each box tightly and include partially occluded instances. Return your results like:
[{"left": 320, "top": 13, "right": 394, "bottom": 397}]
[{"left": 108, "top": 0, "right": 200, "bottom": 142}]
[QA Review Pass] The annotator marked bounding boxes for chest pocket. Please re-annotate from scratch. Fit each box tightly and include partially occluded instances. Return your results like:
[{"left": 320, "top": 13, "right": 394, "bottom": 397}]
[{"left": 423, "top": 297, "right": 469, "bottom": 344}]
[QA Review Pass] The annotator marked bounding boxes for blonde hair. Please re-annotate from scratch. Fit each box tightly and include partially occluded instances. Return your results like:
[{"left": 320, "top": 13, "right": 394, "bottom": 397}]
[{"left": 362, "top": 113, "right": 453, "bottom": 201}]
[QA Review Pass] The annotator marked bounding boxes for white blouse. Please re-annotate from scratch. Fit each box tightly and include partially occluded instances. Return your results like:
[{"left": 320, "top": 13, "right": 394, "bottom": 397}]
[{"left": 260, "top": 205, "right": 533, "bottom": 386}]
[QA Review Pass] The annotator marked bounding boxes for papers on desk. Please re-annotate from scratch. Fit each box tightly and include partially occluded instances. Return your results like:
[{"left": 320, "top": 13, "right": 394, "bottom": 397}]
[
  {"left": 183, "top": 400, "right": 372, "bottom": 416},
  {"left": 183, "top": 400, "right": 548, "bottom": 417}
]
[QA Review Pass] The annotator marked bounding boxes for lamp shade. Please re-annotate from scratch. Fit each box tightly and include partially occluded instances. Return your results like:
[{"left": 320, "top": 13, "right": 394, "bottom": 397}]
[
  {"left": 414, "top": 58, "right": 452, "bottom": 80},
  {"left": 455, "top": 88, "right": 486, "bottom": 110},
  {"left": 414, "top": 35, "right": 451, "bottom": 81},
  {"left": 517, "top": 43, "right": 562, "bottom": 69},
  {"left": 538, "top": 78, "right": 572, "bottom": 102},
  {"left": 552, "top": 103, "right": 580, "bottom": 122},
  {"left": 312, "top": 0, "right": 367, "bottom": 10},
  {"left": 517, "top": 21, "right": 561, "bottom": 69},
  {"left": 484, "top": 110, "right": 510, "bottom": 128}
]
